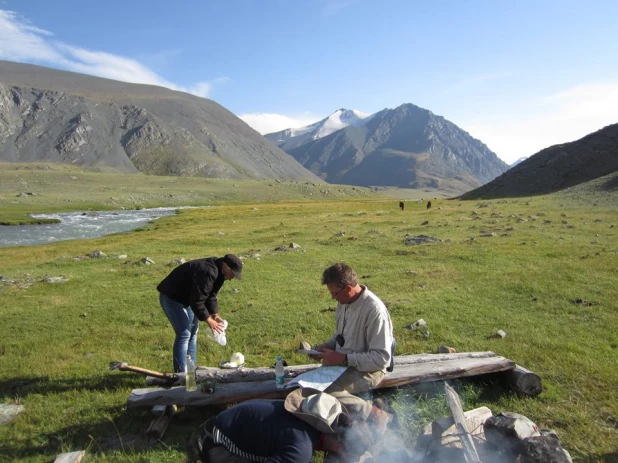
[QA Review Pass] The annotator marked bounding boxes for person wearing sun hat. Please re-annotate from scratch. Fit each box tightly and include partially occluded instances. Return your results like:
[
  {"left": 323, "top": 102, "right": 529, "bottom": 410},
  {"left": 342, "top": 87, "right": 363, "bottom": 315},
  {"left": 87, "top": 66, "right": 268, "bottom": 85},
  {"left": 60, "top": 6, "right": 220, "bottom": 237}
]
[
  {"left": 187, "top": 389, "right": 368, "bottom": 463},
  {"left": 157, "top": 254, "right": 243, "bottom": 373},
  {"left": 187, "top": 397, "right": 322, "bottom": 462},
  {"left": 284, "top": 388, "right": 350, "bottom": 434}
]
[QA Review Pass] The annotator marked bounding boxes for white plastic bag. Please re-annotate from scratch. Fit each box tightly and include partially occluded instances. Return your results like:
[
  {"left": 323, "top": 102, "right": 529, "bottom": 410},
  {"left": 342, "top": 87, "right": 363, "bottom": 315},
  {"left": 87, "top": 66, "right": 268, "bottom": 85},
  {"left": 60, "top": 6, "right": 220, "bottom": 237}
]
[{"left": 205, "top": 319, "right": 228, "bottom": 346}]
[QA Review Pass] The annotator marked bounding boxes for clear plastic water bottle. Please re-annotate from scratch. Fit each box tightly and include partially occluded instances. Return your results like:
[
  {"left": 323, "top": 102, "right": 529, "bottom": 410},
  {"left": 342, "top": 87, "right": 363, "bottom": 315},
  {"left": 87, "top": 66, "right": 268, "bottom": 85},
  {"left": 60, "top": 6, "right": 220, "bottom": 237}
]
[
  {"left": 185, "top": 355, "right": 197, "bottom": 392},
  {"left": 275, "top": 355, "right": 285, "bottom": 389}
]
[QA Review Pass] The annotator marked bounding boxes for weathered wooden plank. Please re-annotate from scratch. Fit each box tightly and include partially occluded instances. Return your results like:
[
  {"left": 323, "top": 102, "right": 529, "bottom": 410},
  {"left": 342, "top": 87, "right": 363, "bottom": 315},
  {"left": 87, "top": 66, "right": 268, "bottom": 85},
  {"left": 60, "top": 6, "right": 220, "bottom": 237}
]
[
  {"left": 129, "top": 355, "right": 515, "bottom": 408},
  {"left": 145, "top": 352, "right": 500, "bottom": 386},
  {"left": 53, "top": 451, "right": 85, "bottom": 463}
]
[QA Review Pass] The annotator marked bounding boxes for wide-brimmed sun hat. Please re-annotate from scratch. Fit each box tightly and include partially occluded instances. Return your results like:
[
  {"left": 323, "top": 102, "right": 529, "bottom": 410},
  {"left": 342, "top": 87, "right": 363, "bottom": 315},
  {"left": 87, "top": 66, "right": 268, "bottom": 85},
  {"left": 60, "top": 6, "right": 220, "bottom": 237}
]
[{"left": 284, "top": 388, "right": 348, "bottom": 434}]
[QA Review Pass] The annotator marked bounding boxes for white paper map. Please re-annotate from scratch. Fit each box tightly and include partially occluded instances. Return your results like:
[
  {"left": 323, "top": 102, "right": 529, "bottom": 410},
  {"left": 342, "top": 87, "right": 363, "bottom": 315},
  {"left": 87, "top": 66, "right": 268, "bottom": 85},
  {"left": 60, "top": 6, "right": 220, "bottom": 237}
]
[{"left": 285, "top": 366, "right": 347, "bottom": 391}]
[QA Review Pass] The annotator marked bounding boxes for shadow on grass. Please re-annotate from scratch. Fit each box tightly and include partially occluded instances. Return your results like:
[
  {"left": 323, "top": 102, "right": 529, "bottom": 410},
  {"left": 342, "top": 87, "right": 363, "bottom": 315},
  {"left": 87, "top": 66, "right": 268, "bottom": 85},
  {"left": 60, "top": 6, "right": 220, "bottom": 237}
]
[
  {"left": 1, "top": 374, "right": 224, "bottom": 461},
  {"left": 0, "top": 372, "right": 142, "bottom": 399}
]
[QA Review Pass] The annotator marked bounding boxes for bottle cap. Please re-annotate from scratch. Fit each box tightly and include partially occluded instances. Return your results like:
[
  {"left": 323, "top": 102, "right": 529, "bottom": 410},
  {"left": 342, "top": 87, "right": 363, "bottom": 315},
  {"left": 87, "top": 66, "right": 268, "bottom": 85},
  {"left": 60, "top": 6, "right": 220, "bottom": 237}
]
[{"left": 277, "top": 355, "right": 282, "bottom": 360}]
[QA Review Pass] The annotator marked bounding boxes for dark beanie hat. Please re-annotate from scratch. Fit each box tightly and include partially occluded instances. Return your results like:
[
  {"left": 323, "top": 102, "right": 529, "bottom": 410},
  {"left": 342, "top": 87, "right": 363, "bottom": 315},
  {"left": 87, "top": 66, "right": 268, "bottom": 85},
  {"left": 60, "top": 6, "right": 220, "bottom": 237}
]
[{"left": 223, "top": 254, "right": 243, "bottom": 279}]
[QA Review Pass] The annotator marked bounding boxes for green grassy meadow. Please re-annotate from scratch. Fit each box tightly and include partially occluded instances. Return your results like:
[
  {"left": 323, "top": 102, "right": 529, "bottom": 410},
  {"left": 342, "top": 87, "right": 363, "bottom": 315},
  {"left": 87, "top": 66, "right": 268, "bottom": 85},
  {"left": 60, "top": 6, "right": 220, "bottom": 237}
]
[{"left": 0, "top": 164, "right": 617, "bottom": 462}]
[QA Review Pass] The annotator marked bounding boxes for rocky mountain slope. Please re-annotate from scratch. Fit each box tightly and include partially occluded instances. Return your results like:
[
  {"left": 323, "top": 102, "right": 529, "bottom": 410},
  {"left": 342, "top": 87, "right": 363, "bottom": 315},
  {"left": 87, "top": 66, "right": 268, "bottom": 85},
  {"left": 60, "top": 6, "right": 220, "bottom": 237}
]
[
  {"left": 266, "top": 103, "right": 508, "bottom": 192},
  {"left": 0, "top": 61, "right": 320, "bottom": 181},
  {"left": 460, "top": 122, "right": 618, "bottom": 199}
]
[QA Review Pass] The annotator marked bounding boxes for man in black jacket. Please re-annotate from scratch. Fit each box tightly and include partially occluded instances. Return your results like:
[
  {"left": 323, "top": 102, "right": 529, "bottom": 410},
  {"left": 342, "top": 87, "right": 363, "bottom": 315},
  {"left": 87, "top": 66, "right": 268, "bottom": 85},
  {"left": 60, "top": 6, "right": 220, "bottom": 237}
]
[
  {"left": 186, "top": 390, "right": 385, "bottom": 463},
  {"left": 157, "top": 254, "right": 243, "bottom": 372},
  {"left": 189, "top": 399, "right": 321, "bottom": 463}
]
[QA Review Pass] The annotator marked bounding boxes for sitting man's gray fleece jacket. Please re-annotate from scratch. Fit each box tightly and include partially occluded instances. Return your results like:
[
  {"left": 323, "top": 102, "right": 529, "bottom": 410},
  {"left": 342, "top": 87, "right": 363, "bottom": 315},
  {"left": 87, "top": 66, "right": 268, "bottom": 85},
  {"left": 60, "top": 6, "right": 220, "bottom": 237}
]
[{"left": 323, "top": 286, "right": 394, "bottom": 372}]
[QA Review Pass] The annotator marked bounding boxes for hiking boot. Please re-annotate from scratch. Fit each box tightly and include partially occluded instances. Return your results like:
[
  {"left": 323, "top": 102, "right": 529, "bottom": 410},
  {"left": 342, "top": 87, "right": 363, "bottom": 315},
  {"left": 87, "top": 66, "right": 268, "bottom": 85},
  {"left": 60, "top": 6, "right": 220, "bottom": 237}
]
[
  {"left": 185, "top": 431, "right": 203, "bottom": 462},
  {"left": 366, "top": 405, "right": 393, "bottom": 435},
  {"left": 372, "top": 397, "right": 400, "bottom": 430}
]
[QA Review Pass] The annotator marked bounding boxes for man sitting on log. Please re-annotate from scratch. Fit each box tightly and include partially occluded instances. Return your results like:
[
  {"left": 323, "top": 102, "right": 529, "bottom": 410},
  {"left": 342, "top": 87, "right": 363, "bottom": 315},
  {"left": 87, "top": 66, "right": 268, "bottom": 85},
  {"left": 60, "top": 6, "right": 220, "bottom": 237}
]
[{"left": 310, "top": 262, "right": 395, "bottom": 426}]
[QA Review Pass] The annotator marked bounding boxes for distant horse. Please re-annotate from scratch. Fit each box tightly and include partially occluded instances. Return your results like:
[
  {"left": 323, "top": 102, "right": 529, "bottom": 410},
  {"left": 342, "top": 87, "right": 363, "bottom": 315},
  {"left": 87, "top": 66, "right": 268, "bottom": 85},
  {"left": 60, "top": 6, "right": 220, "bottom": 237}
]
[
  {"left": 399, "top": 201, "right": 405, "bottom": 211},
  {"left": 426, "top": 201, "right": 432, "bottom": 210}
]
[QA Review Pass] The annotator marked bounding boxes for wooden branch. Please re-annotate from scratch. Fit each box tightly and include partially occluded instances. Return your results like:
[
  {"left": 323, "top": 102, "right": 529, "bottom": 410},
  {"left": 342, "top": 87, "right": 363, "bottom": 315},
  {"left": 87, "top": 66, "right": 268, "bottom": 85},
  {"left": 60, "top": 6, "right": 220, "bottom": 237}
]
[
  {"left": 444, "top": 383, "right": 481, "bottom": 462},
  {"left": 130, "top": 354, "right": 514, "bottom": 408},
  {"left": 145, "top": 352, "right": 500, "bottom": 386}
]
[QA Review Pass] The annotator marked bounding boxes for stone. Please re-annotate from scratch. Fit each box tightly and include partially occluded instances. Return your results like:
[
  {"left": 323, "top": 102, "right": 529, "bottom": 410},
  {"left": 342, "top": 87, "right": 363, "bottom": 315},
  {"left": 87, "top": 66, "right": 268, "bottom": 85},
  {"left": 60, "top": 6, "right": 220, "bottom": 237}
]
[
  {"left": 404, "top": 235, "right": 442, "bottom": 246},
  {"left": 520, "top": 435, "right": 572, "bottom": 463},
  {"left": 88, "top": 250, "right": 107, "bottom": 258},
  {"left": 437, "top": 346, "right": 456, "bottom": 353},
  {"left": 42, "top": 276, "right": 68, "bottom": 284},
  {"left": 0, "top": 404, "right": 24, "bottom": 425},
  {"left": 405, "top": 319, "right": 427, "bottom": 330},
  {"left": 484, "top": 411, "right": 540, "bottom": 452}
]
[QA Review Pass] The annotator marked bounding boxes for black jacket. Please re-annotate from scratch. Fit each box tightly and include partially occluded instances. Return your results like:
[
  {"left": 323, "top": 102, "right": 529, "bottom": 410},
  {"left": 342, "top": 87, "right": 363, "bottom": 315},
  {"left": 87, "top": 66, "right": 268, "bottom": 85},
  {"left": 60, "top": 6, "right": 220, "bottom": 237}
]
[
  {"left": 212, "top": 400, "right": 319, "bottom": 462},
  {"left": 157, "top": 257, "right": 225, "bottom": 321}
]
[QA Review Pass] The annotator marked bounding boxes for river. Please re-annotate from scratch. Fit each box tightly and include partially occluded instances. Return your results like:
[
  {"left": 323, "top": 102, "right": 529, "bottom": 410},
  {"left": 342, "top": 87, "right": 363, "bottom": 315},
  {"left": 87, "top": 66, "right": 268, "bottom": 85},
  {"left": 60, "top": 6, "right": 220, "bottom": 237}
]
[{"left": 0, "top": 207, "right": 189, "bottom": 247}]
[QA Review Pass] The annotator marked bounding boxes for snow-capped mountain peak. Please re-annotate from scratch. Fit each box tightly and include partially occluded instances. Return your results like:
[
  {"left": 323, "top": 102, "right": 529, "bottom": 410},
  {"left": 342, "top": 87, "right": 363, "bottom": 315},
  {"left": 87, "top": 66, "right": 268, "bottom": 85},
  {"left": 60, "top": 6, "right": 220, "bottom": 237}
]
[
  {"left": 265, "top": 108, "right": 374, "bottom": 150},
  {"left": 314, "top": 109, "right": 372, "bottom": 139}
]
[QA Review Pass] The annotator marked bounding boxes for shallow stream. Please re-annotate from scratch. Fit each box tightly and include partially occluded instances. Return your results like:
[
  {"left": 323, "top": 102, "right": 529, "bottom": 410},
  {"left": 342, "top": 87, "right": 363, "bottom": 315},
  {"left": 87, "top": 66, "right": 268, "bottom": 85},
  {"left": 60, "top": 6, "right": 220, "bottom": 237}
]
[{"left": 0, "top": 207, "right": 184, "bottom": 247}]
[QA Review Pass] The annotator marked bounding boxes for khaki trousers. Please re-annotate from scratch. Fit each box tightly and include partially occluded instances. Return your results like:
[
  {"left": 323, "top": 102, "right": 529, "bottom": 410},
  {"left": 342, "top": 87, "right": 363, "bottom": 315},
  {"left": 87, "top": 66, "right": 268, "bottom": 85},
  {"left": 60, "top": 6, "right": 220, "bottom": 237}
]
[{"left": 324, "top": 367, "right": 384, "bottom": 421}]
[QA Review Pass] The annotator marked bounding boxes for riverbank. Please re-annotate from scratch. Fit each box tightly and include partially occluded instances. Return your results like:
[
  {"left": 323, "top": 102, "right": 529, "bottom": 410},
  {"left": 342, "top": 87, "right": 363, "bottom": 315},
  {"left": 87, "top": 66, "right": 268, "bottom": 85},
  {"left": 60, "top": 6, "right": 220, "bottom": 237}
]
[{"left": 0, "top": 162, "right": 384, "bottom": 225}]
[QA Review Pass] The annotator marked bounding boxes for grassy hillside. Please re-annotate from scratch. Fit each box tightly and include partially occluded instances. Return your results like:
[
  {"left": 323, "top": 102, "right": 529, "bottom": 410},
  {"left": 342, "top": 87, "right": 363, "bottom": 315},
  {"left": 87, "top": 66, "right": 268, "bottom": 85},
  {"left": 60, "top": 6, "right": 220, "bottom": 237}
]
[
  {"left": 0, "top": 167, "right": 617, "bottom": 462},
  {"left": 0, "top": 162, "right": 376, "bottom": 225}
]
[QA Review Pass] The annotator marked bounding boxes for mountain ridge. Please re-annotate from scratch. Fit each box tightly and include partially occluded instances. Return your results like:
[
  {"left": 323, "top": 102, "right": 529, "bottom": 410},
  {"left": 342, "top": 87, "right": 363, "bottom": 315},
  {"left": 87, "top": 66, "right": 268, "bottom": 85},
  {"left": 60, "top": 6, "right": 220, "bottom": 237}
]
[
  {"left": 460, "top": 122, "right": 618, "bottom": 199},
  {"left": 0, "top": 60, "right": 321, "bottom": 182},
  {"left": 267, "top": 103, "right": 509, "bottom": 192}
]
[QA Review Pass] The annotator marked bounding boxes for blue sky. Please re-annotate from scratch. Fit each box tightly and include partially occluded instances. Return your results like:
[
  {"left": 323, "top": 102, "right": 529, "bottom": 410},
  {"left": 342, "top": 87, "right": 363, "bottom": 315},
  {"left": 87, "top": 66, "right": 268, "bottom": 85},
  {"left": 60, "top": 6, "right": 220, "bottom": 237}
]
[{"left": 1, "top": 0, "right": 617, "bottom": 164}]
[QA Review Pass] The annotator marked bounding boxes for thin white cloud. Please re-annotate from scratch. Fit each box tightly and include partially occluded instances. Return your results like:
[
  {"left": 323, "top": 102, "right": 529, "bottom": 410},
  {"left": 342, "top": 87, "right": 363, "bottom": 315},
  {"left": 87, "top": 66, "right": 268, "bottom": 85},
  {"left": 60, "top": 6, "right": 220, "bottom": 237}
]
[
  {"left": 452, "top": 71, "right": 515, "bottom": 88},
  {"left": 0, "top": 10, "right": 62, "bottom": 62},
  {"left": 56, "top": 44, "right": 180, "bottom": 88},
  {"left": 323, "top": 0, "right": 357, "bottom": 16},
  {"left": 238, "top": 112, "right": 320, "bottom": 135},
  {"left": 0, "top": 9, "right": 219, "bottom": 98},
  {"left": 462, "top": 83, "right": 618, "bottom": 164}
]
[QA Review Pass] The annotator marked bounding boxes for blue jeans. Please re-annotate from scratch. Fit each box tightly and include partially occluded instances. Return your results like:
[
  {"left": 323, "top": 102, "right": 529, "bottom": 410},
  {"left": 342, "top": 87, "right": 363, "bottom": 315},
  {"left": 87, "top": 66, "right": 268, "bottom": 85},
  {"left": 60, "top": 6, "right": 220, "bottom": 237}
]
[{"left": 160, "top": 293, "right": 199, "bottom": 373}]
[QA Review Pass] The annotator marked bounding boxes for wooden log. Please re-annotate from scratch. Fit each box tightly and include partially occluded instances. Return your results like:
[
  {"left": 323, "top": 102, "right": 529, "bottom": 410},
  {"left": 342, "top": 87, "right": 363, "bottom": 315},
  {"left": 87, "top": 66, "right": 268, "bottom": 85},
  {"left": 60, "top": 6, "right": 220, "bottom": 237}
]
[
  {"left": 145, "top": 352, "right": 500, "bottom": 386},
  {"left": 378, "top": 356, "right": 515, "bottom": 389},
  {"left": 53, "top": 451, "right": 85, "bottom": 463},
  {"left": 503, "top": 364, "right": 542, "bottom": 397},
  {"left": 129, "top": 355, "right": 515, "bottom": 408}
]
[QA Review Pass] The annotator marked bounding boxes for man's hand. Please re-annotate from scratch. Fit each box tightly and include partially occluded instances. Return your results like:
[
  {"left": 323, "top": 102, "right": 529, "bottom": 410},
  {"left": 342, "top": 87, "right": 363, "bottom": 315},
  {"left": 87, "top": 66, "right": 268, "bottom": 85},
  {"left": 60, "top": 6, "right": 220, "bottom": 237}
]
[
  {"left": 307, "top": 344, "right": 326, "bottom": 360},
  {"left": 320, "top": 348, "right": 346, "bottom": 366},
  {"left": 206, "top": 316, "right": 225, "bottom": 334}
]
